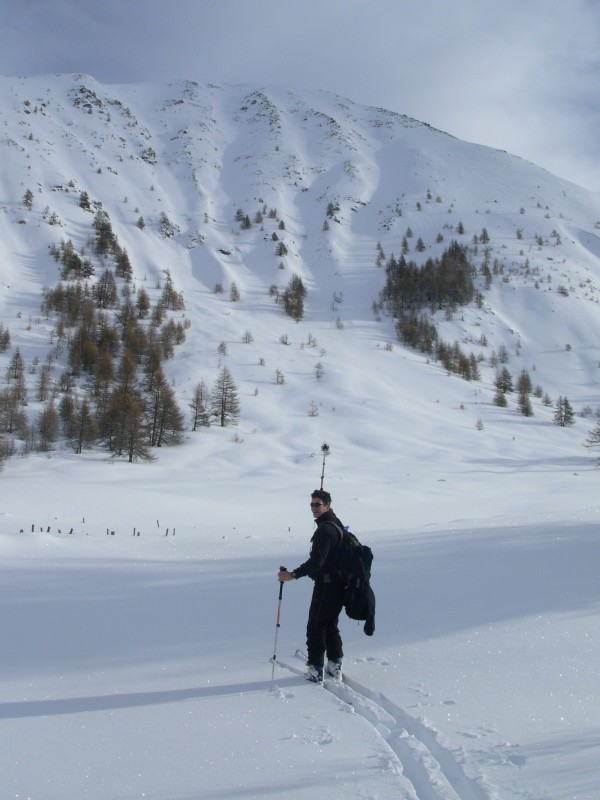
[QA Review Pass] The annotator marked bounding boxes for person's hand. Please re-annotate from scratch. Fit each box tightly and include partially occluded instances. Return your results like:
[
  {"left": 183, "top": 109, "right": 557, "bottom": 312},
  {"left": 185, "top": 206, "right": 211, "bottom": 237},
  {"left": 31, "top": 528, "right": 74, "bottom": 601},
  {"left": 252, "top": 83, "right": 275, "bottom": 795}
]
[{"left": 278, "top": 569, "right": 294, "bottom": 582}]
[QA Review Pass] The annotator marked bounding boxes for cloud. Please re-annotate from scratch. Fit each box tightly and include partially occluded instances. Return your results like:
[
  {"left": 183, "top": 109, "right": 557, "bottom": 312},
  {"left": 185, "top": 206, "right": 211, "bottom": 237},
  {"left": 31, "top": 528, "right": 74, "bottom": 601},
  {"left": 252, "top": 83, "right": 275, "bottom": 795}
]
[{"left": 1, "top": 0, "right": 599, "bottom": 190}]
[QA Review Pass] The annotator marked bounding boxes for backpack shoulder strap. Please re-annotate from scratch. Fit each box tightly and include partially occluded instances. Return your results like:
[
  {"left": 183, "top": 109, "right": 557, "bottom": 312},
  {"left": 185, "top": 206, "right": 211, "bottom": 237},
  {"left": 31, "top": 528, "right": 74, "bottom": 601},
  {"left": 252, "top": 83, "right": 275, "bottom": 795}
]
[
  {"left": 332, "top": 522, "right": 344, "bottom": 539},
  {"left": 320, "top": 522, "right": 344, "bottom": 561},
  {"left": 329, "top": 522, "right": 345, "bottom": 548}
]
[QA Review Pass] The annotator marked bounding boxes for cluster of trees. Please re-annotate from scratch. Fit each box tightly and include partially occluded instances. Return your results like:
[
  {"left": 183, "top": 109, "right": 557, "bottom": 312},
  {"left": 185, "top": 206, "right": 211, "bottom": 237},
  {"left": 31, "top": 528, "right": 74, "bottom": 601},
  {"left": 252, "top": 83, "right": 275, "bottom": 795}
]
[
  {"left": 269, "top": 274, "right": 307, "bottom": 322},
  {"left": 189, "top": 367, "right": 241, "bottom": 430},
  {"left": 492, "top": 367, "right": 574, "bottom": 422},
  {"left": 234, "top": 205, "right": 289, "bottom": 258},
  {"left": 231, "top": 205, "right": 309, "bottom": 323},
  {"left": 493, "top": 367, "right": 536, "bottom": 416},
  {"left": 42, "top": 272, "right": 187, "bottom": 368},
  {"left": 554, "top": 396, "right": 575, "bottom": 427},
  {"left": 380, "top": 240, "right": 478, "bottom": 314},
  {"left": 48, "top": 208, "right": 133, "bottom": 282},
  {"left": 235, "top": 205, "right": 280, "bottom": 229},
  {"left": 0, "top": 187, "right": 251, "bottom": 468},
  {"left": 281, "top": 274, "right": 307, "bottom": 321},
  {"left": 6, "top": 181, "right": 596, "bottom": 469},
  {"left": 376, "top": 242, "right": 487, "bottom": 381},
  {"left": 1, "top": 274, "right": 189, "bottom": 461},
  {"left": 436, "top": 341, "right": 481, "bottom": 381},
  {"left": 392, "top": 311, "right": 483, "bottom": 381},
  {"left": 0, "top": 199, "right": 196, "bottom": 460},
  {"left": 92, "top": 209, "right": 133, "bottom": 278},
  {"left": 392, "top": 311, "right": 483, "bottom": 383},
  {"left": 377, "top": 239, "right": 587, "bottom": 428},
  {"left": 1, "top": 338, "right": 242, "bottom": 465}
]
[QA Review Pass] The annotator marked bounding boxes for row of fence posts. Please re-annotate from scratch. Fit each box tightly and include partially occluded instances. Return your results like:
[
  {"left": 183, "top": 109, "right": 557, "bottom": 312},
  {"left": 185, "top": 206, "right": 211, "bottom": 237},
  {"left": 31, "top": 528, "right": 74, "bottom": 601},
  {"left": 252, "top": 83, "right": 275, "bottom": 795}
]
[{"left": 20, "top": 519, "right": 176, "bottom": 537}]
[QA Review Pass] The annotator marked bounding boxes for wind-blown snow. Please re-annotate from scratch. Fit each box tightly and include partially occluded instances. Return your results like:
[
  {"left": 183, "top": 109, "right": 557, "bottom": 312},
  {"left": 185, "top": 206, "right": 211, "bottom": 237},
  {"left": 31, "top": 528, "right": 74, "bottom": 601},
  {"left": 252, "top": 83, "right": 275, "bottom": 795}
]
[{"left": 0, "top": 74, "right": 599, "bottom": 800}]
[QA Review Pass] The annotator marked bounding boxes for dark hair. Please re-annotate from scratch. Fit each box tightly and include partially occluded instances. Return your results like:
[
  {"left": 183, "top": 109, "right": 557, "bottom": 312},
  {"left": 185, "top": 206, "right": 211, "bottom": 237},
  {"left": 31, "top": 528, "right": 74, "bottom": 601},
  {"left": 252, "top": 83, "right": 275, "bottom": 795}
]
[{"left": 311, "top": 488, "right": 331, "bottom": 505}]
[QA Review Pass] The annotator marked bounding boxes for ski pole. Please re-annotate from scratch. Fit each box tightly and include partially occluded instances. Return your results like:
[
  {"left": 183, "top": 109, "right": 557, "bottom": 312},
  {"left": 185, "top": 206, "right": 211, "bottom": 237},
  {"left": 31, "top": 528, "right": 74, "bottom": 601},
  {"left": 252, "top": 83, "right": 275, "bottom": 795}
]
[
  {"left": 320, "top": 442, "right": 330, "bottom": 489},
  {"left": 270, "top": 566, "right": 286, "bottom": 685}
]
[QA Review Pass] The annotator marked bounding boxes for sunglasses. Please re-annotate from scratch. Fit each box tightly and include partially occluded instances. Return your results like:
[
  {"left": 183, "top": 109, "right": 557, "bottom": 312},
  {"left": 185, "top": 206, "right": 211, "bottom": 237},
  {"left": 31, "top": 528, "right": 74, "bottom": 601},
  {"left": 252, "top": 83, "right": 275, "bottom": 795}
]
[{"left": 310, "top": 502, "right": 324, "bottom": 508}]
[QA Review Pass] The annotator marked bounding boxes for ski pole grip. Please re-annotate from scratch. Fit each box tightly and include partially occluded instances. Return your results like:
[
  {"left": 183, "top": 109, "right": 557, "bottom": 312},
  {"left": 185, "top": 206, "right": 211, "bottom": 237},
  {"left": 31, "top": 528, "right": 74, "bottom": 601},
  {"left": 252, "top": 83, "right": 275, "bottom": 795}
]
[{"left": 278, "top": 566, "right": 287, "bottom": 591}]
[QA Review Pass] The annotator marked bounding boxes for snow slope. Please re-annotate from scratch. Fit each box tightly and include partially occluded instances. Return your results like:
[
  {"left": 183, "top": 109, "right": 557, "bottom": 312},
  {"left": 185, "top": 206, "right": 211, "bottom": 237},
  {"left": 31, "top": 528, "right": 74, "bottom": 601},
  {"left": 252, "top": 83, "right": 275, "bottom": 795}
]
[{"left": 0, "top": 74, "right": 599, "bottom": 799}]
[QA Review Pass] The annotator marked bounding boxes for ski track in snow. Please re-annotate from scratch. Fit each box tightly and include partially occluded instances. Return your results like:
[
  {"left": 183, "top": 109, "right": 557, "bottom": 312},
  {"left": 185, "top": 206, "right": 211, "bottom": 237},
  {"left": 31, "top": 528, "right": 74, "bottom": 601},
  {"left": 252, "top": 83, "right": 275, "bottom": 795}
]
[{"left": 278, "top": 655, "right": 490, "bottom": 800}]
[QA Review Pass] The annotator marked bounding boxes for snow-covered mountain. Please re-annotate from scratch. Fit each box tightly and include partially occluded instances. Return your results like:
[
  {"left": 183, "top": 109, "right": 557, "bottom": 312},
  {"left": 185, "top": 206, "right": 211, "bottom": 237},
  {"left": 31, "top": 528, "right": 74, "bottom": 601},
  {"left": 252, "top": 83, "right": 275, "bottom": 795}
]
[
  {"left": 1, "top": 72, "right": 599, "bottom": 487},
  {"left": 1, "top": 74, "right": 599, "bottom": 800}
]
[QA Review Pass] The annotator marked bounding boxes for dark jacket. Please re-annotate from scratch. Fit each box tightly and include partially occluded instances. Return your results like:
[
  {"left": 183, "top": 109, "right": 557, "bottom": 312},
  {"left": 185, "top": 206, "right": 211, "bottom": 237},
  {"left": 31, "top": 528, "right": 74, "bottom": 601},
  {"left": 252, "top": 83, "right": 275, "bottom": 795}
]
[{"left": 293, "top": 510, "right": 344, "bottom": 581}]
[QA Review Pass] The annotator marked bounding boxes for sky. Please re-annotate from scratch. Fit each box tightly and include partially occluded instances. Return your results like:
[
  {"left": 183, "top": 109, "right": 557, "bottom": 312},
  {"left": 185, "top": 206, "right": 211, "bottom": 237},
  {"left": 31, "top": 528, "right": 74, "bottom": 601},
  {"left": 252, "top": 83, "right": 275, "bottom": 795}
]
[{"left": 2, "top": 0, "right": 599, "bottom": 191}]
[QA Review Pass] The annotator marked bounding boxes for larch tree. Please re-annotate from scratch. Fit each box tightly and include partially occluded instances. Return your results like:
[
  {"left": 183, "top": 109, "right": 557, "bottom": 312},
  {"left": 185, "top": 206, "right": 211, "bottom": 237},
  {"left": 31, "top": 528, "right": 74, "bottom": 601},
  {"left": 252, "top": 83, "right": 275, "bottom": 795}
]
[
  {"left": 211, "top": 366, "right": 240, "bottom": 427},
  {"left": 38, "top": 401, "right": 59, "bottom": 452},
  {"left": 72, "top": 398, "right": 98, "bottom": 454},
  {"left": 146, "top": 368, "right": 184, "bottom": 447},
  {"left": 102, "top": 350, "right": 150, "bottom": 460},
  {"left": 122, "top": 394, "right": 154, "bottom": 463},
  {"left": 553, "top": 396, "right": 575, "bottom": 427},
  {"left": 189, "top": 380, "right": 211, "bottom": 430},
  {"left": 282, "top": 274, "right": 307, "bottom": 322},
  {"left": 584, "top": 419, "right": 600, "bottom": 464}
]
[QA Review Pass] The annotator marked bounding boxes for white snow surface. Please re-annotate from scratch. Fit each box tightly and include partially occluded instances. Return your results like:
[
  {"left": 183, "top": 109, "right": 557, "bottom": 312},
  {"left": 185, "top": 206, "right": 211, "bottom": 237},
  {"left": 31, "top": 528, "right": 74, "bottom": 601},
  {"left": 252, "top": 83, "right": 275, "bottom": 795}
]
[{"left": 0, "top": 74, "right": 599, "bottom": 799}]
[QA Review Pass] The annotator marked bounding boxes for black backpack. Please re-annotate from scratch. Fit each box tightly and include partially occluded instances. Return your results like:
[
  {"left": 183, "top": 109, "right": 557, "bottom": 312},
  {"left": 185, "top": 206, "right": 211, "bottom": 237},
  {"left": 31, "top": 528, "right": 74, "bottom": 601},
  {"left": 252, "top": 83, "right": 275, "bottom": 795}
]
[{"left": 333, "top": 525, "right": 376, "bottom": 636}]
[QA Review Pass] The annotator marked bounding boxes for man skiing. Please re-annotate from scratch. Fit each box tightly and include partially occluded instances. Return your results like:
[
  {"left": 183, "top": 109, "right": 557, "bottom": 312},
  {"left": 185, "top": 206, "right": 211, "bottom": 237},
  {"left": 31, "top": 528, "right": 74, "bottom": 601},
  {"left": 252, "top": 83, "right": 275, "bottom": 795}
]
[{"left": 278, "top": 489, "right": 345, "bottom": 683}]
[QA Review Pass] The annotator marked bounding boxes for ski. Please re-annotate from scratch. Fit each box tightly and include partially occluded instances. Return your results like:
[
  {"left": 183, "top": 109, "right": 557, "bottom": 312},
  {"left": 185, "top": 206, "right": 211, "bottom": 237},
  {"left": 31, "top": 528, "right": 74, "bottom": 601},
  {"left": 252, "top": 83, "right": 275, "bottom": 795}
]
[
  {"left": 274, "top": 649, "right": 350, "bottom": 698},
  {"left": 293, "top": 648, "right": 345, "bottom": 683},
  {"left": 275, "top": 658, "right": 351, "bottom": 706},
  {"left": 273, "top": 651, "right": 329, "bottom": 684}
]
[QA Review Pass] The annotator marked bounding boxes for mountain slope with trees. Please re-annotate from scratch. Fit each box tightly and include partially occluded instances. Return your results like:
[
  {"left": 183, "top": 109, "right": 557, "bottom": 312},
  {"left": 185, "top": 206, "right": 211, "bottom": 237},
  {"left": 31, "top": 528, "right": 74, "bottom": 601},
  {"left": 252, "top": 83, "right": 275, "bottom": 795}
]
[{"left": 0, "top": 73, "right": 599, "bottom": 472}]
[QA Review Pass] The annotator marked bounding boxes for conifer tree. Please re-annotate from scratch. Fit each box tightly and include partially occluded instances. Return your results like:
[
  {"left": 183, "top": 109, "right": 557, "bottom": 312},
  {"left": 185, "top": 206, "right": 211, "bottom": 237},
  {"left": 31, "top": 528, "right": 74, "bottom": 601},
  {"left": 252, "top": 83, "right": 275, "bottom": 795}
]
[
  {"left": 553, "top": 396, "right": 575, "bottom": 427},
  {"left": 584, "top": 420, "right": 600, "bottom": 464},
  {"left": 93, "top": 209, "right": 114, "bottom": 256},
  {"left": 0, "top": 436, "right": 13, "bottom": 470},
  {"left": 71, "top": 398, "right": 98, "bottom": 453},
  {"left": 92, "top": 350, "right": 115, "bottom": 398},
  {"left": 5, "top": 348, "right": 27, "bottom": 406},
  {"left": 282, "top": 274, "right": 307, "bottom": 322},
  {"left": 115, "top": 249, "right": 133, "bottom": 281},
  {"left": 122, "top": 394, "right": 154, "bottom": 462},
  {"left": 146, "top": 368, "right": 184, "bottom": 447},
  {"left": 493, "top": 385, "right": 508, "bottom": 407},
  {"left": 59, "top": 393, "right": 76, "bottom": 437},
  {"left": 135, "top": 287, "right": 151, "bottom": 319},
  {"left": 0, "top": 387, "right": 27, "bottom": 435},
  {"left": 189, "top": 380, "right": 210, "bottom": 430},
  {"left": 38, "top": 401, "right": 59, "bottom": 451},
  {"left": 143, "top": 343, "right": 163, "bottom": 393},
  {"left": 101, "top": 350, "right": 152, "bottom": 460},
  {"left": 211, "top": 366, "right": 240, "bottom": 427},
  {"left": 0, "top": 323, "right": 10, "bottom": 352},
  {"left": 517, "top": 390, "right": 533, "bottom": 417},
  {"left": 36, "top": 362, "right": 52, "bottom": 402},
  {"left": 93, "top": 269, "right": 118, "bottom": 309},
  {"left": 6, "top": 347, "right": 25, "bottom": 381},
  {"left": 495, "top": 367, "right": 513, "bottom": 394},
  {"left": 516, "top": 369, "right": 533, "bottom": 396}
]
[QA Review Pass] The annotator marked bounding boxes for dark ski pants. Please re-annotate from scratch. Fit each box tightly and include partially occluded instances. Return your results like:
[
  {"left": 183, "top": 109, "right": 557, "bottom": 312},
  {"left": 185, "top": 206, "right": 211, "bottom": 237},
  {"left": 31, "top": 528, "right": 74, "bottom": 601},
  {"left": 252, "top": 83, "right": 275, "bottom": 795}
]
[{"left": 306, "top": 579, "right": 344, "bottom": 668}]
